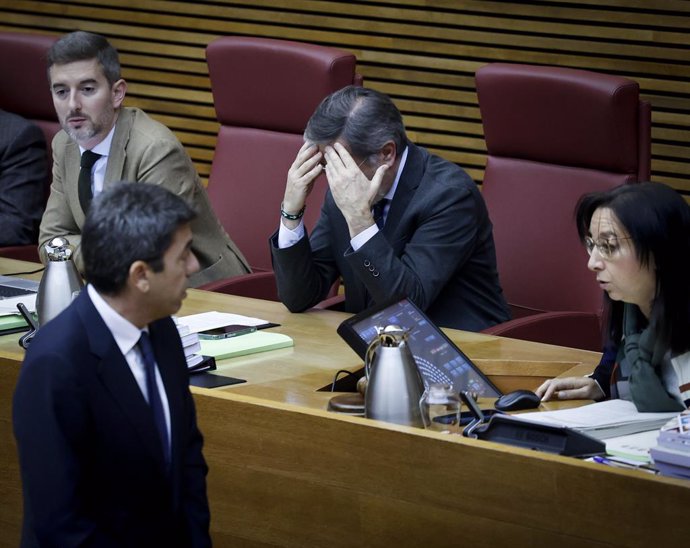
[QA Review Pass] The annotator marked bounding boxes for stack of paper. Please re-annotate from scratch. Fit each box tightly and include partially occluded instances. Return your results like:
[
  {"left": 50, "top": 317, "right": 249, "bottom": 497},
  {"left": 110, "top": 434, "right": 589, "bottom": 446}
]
[
  {"left": 650, "top": 414, "right": 690, "bottom": 479},
  {"left": 604, "top": 429, "right": 659, "bottom": 463},
  {"left": 516, "top": 399, "right": 679, "bottom": 440},
  {"left": 175, "top": 322, "right": 213, "bottom": 373}
]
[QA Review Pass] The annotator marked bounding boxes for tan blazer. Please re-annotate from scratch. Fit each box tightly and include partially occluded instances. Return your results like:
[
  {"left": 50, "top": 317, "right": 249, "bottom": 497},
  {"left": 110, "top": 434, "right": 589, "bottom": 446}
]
[{"left": 39, "top": 107, "right": 249, "bottom": 286}]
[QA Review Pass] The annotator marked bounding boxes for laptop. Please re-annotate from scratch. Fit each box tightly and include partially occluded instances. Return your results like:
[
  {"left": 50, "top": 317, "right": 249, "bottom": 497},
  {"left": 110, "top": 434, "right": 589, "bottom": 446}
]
[
  {"left": 0, "top": 275, "right": 39, "bottom": 299},
  {"left": 337, "top": 296, "right": 502, "bottom": 398}
]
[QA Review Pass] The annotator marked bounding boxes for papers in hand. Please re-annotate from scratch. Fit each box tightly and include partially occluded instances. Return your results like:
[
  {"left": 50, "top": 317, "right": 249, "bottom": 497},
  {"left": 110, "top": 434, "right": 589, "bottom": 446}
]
[
  {"left": 176, "top": 311, "right": 271, "bottom": 333},
  {"left": 516, "top": 399, "right": 679, "bottom": 440}
]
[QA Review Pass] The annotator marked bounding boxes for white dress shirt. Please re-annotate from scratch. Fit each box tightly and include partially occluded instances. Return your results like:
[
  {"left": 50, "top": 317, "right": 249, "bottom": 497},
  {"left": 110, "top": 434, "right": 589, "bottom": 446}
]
[{"left": 79, "top": 125, "right": 115, "bottom": 196}]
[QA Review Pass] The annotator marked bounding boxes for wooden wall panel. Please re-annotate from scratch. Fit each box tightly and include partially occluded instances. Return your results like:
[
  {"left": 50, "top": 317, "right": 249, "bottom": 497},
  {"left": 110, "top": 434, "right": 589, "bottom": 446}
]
[{"left": 0, "top": 0, "right": 688, "bottom": 199}]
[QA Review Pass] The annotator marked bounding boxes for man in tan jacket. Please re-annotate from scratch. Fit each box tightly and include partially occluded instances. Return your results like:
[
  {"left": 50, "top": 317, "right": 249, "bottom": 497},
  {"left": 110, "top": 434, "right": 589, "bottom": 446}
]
[{"left": 39, "top": 30, "right": 249, "bottom": 287}]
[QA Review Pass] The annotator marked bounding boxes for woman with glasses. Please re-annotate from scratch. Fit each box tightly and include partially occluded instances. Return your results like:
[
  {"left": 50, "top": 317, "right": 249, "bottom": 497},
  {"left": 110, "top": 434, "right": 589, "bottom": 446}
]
[{"left": 536, "top": 182, "right": 690, "bottom": 411}]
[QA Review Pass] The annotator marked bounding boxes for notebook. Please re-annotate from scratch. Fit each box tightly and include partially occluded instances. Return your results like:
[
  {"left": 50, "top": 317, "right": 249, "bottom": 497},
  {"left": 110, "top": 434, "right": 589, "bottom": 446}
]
[
  {"left": 337, "top": 296, "right": 502, "bottom": 398},
  {"left": 199, "top": 331, "right": 293, "bottom": 360},
  {"left": 0, "top": 275, "right": 39, "bottom": 299}
]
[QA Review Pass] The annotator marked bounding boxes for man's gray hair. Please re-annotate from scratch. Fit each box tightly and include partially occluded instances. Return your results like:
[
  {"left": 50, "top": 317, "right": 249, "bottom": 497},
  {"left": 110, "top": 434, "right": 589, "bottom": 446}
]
[{"left": 304, "top": 86, "right": 407, "bottom": 159}]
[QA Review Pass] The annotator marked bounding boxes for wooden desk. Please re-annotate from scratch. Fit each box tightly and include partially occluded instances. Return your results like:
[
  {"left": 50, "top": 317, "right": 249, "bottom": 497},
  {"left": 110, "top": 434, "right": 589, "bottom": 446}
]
[{"left": 1, "top": 258, "right": 688, "bottom": 546}]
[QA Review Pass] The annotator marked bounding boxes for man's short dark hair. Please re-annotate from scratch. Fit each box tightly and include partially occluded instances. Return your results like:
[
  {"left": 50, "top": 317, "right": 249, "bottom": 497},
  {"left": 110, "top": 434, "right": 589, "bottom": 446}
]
[
  {"left": 82, "top": 183, "right": 196, "bottom": 295},
  {"left": 304, "top": 86, "right": 407, "bottom": 159},
  {"left": 47, "top": 31, "right": 121, "bottom": 86}
]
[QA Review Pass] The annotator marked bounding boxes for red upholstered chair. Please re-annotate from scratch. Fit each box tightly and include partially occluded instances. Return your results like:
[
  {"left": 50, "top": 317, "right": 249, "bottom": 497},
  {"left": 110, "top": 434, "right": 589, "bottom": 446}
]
[
  {"left": 0, "top": 31, "right": 59, "bottom": 262},
  {"left": 200, "top": 36, "right": 360, "bottom": 300},
  {"left": 476, "top": 63, "right": 651, "bottom": 351}
]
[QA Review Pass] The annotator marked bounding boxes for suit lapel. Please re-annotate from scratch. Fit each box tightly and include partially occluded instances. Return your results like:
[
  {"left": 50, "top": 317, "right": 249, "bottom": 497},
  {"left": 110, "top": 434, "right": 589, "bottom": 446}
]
[
  {"left": 76, "top": 291, "right": 168, "bottom": 468},
  {"left": 103, "top": 107, "right": 133, "bottom": 187},
  {"left": 347, "top": 143, "right": 424, "bottom": 308},
  {"left": 382, "top": 142, "right": 423, "bottom": 236},
  {"left": 64, "top": 140, "right": 85, "bottom": 224}
]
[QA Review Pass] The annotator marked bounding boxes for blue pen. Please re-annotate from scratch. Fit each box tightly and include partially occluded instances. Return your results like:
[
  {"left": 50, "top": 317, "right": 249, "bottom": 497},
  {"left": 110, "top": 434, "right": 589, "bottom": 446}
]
[
  {"left": 591, "top": 455, "right": 657, "bottom": 474},
  {"left": 592, "top": 455, "right": 613, "bottom": 466}
]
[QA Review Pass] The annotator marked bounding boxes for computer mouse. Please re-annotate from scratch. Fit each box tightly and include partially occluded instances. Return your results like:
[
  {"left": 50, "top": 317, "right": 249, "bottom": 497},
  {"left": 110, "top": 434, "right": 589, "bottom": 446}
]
[{"left": 494, "top": 389, "right": 541, "bottom": 412}]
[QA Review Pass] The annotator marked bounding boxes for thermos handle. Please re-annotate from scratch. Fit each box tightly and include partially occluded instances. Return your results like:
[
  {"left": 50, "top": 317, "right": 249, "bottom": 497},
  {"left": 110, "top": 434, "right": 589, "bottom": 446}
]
[{"left": 364, "top": 339, "right": 378, "bottom": 379}]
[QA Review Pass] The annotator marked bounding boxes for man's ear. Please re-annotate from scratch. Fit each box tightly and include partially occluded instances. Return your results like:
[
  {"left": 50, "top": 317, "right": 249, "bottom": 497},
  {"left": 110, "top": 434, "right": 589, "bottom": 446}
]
[
  {"left": 111, "top": 79, "right": 127, "bottom": 109},
  {"left": 129, "top": 260, "right": 150, "bottom": 293},
  {"left": 380, "top": 141, "right": 397, "bottom": 167}
]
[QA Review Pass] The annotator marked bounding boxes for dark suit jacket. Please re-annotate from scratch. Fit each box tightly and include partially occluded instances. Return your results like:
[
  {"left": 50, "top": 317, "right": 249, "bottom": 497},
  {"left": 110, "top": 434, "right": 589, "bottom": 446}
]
[
  {"left": 0, "top": 110, "right": 48, "bottom": 246},
  {"left": 39, "top": 107, "right": 250, "bottom": 286},
  {"left": 271, "top": 143, "right": 510, "bottom": 331},
  {"left": 13, "top": 290, "right": 211, "bottom": 548}
]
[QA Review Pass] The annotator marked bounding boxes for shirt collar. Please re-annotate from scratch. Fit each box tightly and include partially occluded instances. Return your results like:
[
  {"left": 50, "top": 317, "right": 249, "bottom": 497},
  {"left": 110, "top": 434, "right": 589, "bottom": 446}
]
[
  {"left": 87, "top": 284, "right": 145, "bottom": 356},
  {"left": 79, "top": 124, "right": 116, "bottom": 157},
  {"left": 383, "top": 145, "right": 408, "bottom": 201}
]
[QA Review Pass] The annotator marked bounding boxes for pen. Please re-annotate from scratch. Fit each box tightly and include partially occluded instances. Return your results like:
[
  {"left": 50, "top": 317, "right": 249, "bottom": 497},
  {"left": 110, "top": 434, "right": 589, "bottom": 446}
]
[{"left": 591, "top": 455, "right": 657, "bottom": 474}]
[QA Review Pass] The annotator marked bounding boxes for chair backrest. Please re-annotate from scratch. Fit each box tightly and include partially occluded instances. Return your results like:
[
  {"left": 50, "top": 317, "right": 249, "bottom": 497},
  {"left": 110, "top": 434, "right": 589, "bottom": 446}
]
[
  {"left": 206, "top": 36, "right": 360, "bottom": 272},
  {"left": 476, "top": 63, "right": 651, "bottom": 323},
  {"left": 0, "top": 31, "right": 60, "bottom": 169}
]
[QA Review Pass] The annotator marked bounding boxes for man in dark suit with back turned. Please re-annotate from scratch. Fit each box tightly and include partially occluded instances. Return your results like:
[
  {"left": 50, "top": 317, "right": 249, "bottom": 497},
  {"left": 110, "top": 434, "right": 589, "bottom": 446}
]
[
  {"left": 13, "top": 183, "right": 211, "bottom": 547},
  {"left": 271, "top": 86, "right": 510, "bottom": 331},
  {"left": 0, "top": 110, "right": 48, "bottom": 246}
]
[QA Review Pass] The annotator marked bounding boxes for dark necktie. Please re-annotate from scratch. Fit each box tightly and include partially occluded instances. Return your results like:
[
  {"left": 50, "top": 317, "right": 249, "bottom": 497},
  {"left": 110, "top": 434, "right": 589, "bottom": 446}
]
[
  {"left": 78, "top": 150, "right": 101, "bottom": 212},
  {"left": 137, "top": 331, "right": 171, "bottom": 465},
  {"left": 372, "top": 198, "right": 388, "bottom": 229}
]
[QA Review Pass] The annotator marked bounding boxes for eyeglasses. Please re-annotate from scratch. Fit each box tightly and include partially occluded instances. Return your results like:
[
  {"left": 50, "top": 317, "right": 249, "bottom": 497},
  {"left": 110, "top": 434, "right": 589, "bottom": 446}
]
[{"left": 584, "top": 236, "right": 632, "bottom": 260}]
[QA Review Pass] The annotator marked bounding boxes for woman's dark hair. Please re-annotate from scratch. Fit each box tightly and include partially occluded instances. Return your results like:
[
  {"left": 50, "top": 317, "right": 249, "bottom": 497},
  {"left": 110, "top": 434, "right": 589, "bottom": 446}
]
[{"left": 575, "top": 182, "right": 690, "bottom": 354}]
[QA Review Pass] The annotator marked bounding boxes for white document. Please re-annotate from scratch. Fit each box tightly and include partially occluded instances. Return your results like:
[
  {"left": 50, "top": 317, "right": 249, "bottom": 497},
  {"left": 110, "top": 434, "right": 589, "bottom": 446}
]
[
  {"left": 605, "top": 429, "right": 659, "bottom": 462},
  {"left": 176, "top": 311, "right": 270, "bottom": 333},
  {"left": 0, "top": 293, "right": 37, "bottom": 315},
  {"left": 516, "top": 399, "right": 678, "bottom": 440}
]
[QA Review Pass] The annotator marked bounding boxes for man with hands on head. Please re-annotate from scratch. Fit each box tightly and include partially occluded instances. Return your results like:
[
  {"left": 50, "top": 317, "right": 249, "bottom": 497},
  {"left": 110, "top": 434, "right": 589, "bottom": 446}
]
[{"left": 272, "top": 86, "right": 510, "bottom": 331}]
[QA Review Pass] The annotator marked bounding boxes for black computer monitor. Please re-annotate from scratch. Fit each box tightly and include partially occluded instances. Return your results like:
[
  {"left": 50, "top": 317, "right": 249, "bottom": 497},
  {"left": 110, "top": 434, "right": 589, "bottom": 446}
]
[{"left": 337, "top": 296, "right": 501, "bottom": 398}]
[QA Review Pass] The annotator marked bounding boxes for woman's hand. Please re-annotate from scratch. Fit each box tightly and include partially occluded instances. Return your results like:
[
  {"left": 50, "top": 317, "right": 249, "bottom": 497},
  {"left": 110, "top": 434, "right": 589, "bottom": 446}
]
[{"left": 535, "top": 376, "right": 605, "bottom": 402}]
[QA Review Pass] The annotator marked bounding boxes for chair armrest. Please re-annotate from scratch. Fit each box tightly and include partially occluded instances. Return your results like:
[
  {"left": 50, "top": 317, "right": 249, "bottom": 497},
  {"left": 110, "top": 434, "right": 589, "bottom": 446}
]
[
  {"left": 198, "top": 271, "right": 280, "bottom": 301},
  {"left": 200, "top": 271, "right": 343, "bottom": 310},
  {"left": 481, "top": 311, "right": 603, "bottom": 352},
  {"left": 311, "top": 294, "right": 345, "bottom": 311},
  {"left": 0, "top": 245, "right": 40, "bottom": 263}
]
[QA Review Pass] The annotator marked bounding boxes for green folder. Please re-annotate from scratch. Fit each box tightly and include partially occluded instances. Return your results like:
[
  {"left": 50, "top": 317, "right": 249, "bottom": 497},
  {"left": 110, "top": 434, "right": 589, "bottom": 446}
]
[
  {"left": 0, "top": 314, "right": 29, "bottom": 335},
  {"left": 199, "top": 331, "right": 293, "bottom": 360}
]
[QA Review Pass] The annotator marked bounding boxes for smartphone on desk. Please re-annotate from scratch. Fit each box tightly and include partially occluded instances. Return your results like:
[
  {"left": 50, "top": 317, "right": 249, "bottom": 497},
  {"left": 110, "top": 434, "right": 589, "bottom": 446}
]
[{"left": 198, "top": 325, "right": 257, "bottom": 340}]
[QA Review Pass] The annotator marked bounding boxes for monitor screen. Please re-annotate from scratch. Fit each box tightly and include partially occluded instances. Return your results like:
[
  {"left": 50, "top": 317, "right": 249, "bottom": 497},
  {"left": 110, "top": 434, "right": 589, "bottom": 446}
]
[{"left": 337, "top": 297, "right": 501, "bottom": 398}]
